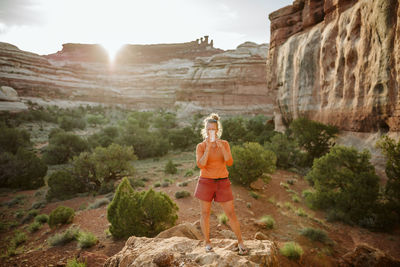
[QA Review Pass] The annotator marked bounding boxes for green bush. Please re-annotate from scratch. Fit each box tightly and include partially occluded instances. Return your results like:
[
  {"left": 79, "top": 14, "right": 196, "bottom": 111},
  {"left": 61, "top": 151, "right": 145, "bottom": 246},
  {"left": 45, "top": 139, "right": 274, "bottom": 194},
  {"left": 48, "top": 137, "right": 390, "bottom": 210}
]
[
  {"left": 128, "top": 178, "right": 145, "bottom": 189},
  {"left": 27, "top": 221, "right": 42, "bottom": 233},
  {"left": 11, "top": 230, "right": 27, "bottom": 246},
  {"left": 164, "top": 159, "right": 177, "bottom": 174},
  {"left": 250, "top": 191, "right": 260, "bottom": 199},
  {"left": 86, "top": 114, "right": 106, "bottom": 127},
  {"left": 228, "top": 142, "right": 276, "bottom": 187},
  {"left": 289, "top": 117, "right": 339, "bottom": 167},
  {"left": 34, "top": 214, "right": 49, "bottom": 224},
  {"left": 175, "top": 190, "right": 190, "bottom": 199},
  {"left": 0, "top": 148, "right": 47, "bottom": 189},
  {"left": 87, "top": 126, "right": 119, "bottom": 149},
  {"left": 46, "top": 170, "right": 87, "bottom": 201},
  {"left": 58, "top": 115, "right": 86, "bottom": 131},
  {"left": 258, "top": 215, "right": 275, "bottom": 229},
  {"left": 48, "top": 226, "right": 81, "bottom": 246},
  {"left": 178, "top": 181, "right": 188, "bottom": 187},
  {"left": 0, "top": 124, "right": 31, "bottom": 154},
  {"left": 280, "top": 242, "right": 303, "bottom": 260},
  {"left": 168, "top": 126, "right": 200, "bottom": 150},
  {"left": 300, "top": 227, "right": 329, "bottom": 243},
  {"left": 86, "top": 198, "right": 110, "bottom": 210},
  {"left": 376, "top": 136, "right": 400, "bottom": 216},
  {"left": 48, "top": 206, "right": 75, "bottom": 228},
  {"left": 220, "top": 116, "right": 248, "bottom": 145},
  {"left": 72, "top": 143, "right": 136, "bottom": 191},
  {"left": 107, "top": 177, "right": 179, "bottom": 238},
  {"left": 66, "top": 258, "right": 87, "bottom": 267},
  {"left": 306, "top": 146, "right": 380, "bottom": 225},
  {"left": 264, "top": 133, "right": 304, "bottom": 170},
  {"left": 43, "top": 132, "right": 88, "bottom": 165},
  {"left": 77, "top": 231, "right": 98, "bottom": 248},
  {"left": 218, "top": 213, "right": 228, "bottom": 225}
]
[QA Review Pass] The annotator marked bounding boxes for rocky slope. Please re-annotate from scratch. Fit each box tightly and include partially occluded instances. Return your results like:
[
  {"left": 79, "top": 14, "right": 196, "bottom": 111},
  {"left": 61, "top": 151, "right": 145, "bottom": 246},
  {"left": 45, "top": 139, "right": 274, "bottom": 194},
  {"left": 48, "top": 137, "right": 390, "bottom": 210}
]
[
  {"left": 0, "top": 38, "right": 272, "bottom": 116},
  {"left": 267, "top": 0, "right": 400, "bottom": 132}
]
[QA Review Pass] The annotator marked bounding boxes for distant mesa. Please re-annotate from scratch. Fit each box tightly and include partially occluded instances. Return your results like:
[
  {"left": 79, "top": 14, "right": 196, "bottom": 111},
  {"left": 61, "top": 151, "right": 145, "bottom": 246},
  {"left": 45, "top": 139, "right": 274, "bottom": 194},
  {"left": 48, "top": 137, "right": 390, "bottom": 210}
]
[{"left": 45, "top": 35, "right": 224, "bottom": 64}]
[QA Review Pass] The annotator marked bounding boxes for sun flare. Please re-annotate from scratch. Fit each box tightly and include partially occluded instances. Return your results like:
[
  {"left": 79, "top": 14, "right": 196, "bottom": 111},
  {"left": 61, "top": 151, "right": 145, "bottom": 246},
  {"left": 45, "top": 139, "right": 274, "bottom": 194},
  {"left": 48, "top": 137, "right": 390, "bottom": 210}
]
[{"left": 100, "top": 41, "right": 123, "bottom": 63}]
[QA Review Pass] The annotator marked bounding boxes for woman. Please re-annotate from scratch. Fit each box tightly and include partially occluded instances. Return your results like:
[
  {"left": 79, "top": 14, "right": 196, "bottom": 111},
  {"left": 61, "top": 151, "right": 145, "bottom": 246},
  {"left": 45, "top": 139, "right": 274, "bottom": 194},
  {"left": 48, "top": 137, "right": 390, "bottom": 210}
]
[{"left": 194, "top": 113, "right": 249, "bottom": 255}]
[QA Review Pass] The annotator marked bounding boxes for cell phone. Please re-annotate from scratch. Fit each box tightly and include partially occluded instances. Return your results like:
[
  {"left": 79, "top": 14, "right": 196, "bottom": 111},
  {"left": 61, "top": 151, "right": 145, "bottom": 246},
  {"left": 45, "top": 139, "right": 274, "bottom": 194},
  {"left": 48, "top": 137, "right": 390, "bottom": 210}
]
[{"left": 209, "top": 130, "right": 216, "bottom": 142}]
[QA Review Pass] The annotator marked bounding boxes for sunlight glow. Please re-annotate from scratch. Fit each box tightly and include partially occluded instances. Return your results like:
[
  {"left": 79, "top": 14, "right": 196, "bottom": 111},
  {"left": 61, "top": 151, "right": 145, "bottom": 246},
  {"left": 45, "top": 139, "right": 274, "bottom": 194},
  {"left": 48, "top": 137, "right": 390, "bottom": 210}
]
[{"left": 100, "top": 41, "right": 123, "bottom": 63}]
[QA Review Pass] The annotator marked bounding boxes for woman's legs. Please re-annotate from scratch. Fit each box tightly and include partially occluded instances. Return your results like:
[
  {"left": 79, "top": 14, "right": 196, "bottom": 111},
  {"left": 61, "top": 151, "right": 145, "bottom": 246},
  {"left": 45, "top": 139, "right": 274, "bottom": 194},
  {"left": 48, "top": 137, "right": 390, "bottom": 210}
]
[
  {"left": 199, "top": 200, "right": 212, "bottom": 245},
  {"left": 218, "top": 200, "right": 245, "bottom": 246}
]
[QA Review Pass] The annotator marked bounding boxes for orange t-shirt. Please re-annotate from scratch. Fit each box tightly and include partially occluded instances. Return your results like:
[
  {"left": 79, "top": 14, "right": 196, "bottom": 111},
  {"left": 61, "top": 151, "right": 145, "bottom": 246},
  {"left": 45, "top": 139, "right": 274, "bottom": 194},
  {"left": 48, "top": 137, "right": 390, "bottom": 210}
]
[{"left": 196, "top": 140, "right": 233, "bottom": 178}]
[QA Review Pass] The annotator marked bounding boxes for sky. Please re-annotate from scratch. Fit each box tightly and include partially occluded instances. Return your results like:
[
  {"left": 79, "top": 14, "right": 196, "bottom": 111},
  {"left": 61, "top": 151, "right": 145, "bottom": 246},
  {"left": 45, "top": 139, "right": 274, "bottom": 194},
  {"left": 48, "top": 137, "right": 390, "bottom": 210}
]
[{"left": 0, "top": 0, "right": 293, "bottom": 56}]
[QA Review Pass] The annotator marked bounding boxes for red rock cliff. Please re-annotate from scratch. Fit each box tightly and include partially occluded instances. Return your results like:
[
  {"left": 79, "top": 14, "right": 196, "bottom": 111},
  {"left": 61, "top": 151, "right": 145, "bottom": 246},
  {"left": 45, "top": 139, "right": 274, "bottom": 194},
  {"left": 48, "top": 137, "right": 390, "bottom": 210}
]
[{"left": 267, "top": 0, "right": 400, "bottom": 132}]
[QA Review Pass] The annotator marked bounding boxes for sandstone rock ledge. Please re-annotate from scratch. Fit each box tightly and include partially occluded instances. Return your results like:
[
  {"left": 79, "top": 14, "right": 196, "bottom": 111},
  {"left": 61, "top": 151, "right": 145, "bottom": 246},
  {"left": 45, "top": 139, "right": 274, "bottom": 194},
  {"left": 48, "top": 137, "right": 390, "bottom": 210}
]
[{"left": 104, "top": 236, "right": 278, "bottom": 267}]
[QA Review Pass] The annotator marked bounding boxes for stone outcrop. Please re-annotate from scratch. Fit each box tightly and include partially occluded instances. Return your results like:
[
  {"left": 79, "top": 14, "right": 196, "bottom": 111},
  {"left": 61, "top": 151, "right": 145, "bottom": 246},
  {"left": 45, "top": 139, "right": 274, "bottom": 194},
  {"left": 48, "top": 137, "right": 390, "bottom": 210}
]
[
  {"left": 267, "top": 0, "right": 400, "bottom": 132},
  {"left": 1, "top": 38, "right": 272, "bottom": 116},
  {"left": 340, "top": 243, "right": 400, "bottom": 267},
  {"left": 0, "top": 85, "right": 28, "bottom": 112},
  {"left": 103, "top": 236, "right": 279, "bottom": 267},
  {"left": 178, "top": 42, "right": 273, "bottom": 115}
]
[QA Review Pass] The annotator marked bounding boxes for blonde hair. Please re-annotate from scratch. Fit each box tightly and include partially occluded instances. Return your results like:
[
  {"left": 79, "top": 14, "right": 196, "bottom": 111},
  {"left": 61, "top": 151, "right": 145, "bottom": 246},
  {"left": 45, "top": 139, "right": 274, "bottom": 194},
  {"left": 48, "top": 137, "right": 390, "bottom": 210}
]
[{"left": 200, "top": 113, "right": 223, "bottom": 140}]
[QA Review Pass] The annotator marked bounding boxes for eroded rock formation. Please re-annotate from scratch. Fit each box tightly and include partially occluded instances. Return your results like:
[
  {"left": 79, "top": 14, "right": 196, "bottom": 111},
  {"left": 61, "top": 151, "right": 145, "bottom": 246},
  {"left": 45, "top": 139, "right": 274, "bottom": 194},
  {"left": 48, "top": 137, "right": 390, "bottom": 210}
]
[
  {"left": 267, "top": 0, "right": 400, "bottom": 132},
  {"left": 103, "top": 236, "right": 279, "bottom": 267},
  {"left": 1, "top": 38, "right": 271, "bottom": 116}
]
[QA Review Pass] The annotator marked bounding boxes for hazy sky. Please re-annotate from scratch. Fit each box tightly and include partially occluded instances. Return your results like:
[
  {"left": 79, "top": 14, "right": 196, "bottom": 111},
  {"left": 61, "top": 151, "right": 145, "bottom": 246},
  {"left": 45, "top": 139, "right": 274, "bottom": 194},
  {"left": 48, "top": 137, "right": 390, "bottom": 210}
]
[{"left": 0, "top": 0, "right": 293, "bottom": 56}]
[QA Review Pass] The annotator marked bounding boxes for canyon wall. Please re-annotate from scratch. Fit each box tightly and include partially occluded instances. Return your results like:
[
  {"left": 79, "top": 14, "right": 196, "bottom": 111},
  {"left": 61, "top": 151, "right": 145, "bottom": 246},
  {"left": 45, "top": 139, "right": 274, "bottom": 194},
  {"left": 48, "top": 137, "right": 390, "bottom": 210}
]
[
  {"left": 0, "top": 37, "right": 271, "bottom": 116},
  {"left": 267, "top": 0, "right": 400, "bottom": 132}
]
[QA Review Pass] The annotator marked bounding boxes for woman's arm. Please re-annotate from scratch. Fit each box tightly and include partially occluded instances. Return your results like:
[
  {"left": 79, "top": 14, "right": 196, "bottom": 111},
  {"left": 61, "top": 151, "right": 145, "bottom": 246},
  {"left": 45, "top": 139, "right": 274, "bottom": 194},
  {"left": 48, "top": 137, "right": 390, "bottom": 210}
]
[
  {"left": 196, "top": 142, "right": 211, "bottom": 168},
  {"left": 216, "top": 140, "right": 233, "bottom": 166}
]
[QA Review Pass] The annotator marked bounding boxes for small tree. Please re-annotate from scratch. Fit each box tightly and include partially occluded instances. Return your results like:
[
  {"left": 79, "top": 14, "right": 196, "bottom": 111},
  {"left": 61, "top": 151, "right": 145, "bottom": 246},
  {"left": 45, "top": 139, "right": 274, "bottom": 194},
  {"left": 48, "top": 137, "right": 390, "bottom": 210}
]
[
  {"left": 107, "top": 178, "right": 179, "bottom": 238},
  {"left": 306, "top": 146, "right": 379, "bottom": 224},
  {"left": 46, "top": 170, "right": 86, "bottom": 201},
  {"left": 164, "top": 159, "right": 177, "bottom": 174},
  {"left": 228, "top": 142, "right": 276, "bottom": 187},
  {"left": 72, "top": 143, "right": 136, "bottom": 190},
  {"left": 376, "top": 136, "right": 400, "bottom": 215},
  {"left": 43, "top": 132, "right": 88, "bottom": 165},
  {"left": 49, "top": 206, "right": 75, "bottom": 228},
  {"left": 289, "top": 117, "right": 339, "bottom": 166},
  {"left": 0, "top": 124, "right": 31, "bottom": 154}
]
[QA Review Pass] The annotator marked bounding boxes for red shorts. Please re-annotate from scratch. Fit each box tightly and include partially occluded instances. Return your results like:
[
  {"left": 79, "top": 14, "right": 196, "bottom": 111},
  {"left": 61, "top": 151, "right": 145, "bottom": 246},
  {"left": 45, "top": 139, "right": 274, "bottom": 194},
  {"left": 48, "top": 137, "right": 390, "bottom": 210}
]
[{"left": 194, "top": 177, "right": 234, "bottom": 202}]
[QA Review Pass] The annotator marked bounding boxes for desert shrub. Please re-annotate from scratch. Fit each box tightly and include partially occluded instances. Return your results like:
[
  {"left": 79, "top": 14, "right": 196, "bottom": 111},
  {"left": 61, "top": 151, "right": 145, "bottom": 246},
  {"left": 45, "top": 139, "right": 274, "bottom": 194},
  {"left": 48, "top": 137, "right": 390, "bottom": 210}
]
[
  {"left": 258, "top": 215, "right": 275, "bottom": 229},
  {"left": 66, "top": 258, "right": 87, "bottom": 267},
  {"left": 118, "top": 122, "right": 169, "bottom": 159},
  {"left": 128, "top": 178, "right": 145, "bottom": 189},
  {"left": 178, "top": 181, "right": 188, "bottom": 187},
  {"left": 46, "top": 170, "right": 87, "bottom": 201},
  {"left": 228, "top": 142, "right": 276, "bottom": 187},
  {"left": 218, "top": 213, "right": 228, "bottom": 225},
  {"left": 175, "top": 190, "right": 190, "bottom": 199},
  {"left": 43, "top": 132, "right": 88, "bottom": 165},
  {"left": 86, "top": 198, "right": 110, "bottom": 210},
  {"left": 296, "top": 208, "right": 308, "bottom": 217},
  {"left": 107, "top": 177, "right": 179, "bottom": 238},
  {"left": 48, "top": 226, "right": 81, "bottom": 246},
  {"left": 220, "top": 116, "right": 248, "bottom": 145},
  {"left": 11, "top": 230, "right": 27, "bottom": 246},
  {"left": 168, "top": 126, "right": 200, "bottom": 150},
  {"left": 184, "top": 170, "right": 193, "bottom": 177},
  {"left": 280, "top": 242, "right": 304, "bottom": 260},
  {"left": 72, "top": 143, "right": 136, "bottom": 190},
  {"left": 300, "top": 227, "right": 329, "bottom": 243},
  {"left": 154, "top": 182, "right": 161, "bottom": 188},
  {"left": 164, "top": 159, "right": 177, "bottom": 174},
  {"left": 289, "top": 117, "right": 339, "bottom": 167},
  {"left": 86, "top": 114, "right": 106, "bottom": 127},
  {"left": 306, "top": 146, "right": 380, "bottom": 225},
  {"left": 250, "top": 191, "right": 260, "bottom": 199},
  {"left": 77, "top": 231, "right": 98, "bottom": 248},
  {"left": 87, "top": 126, "right": 119, "bottom": 149},
  {"left": 48, "top": 206, "right": 75, "bottom": 228},
  {"left": 376, "top": 136, "right": 400, "bottom": 216},
  {"left": 27, "top": 221, "right": 42, "bottom": 233},
  {"left": 292, "top": 195, "right": 300, "bottom": 203},
  {"left": 0, "top": 124, "right": 32, "bottom": 154},
  {"left": 58, "top": 115, "right": 86, "bottom": 131},
  {"left": 34, "top": 214, "right": 49, "bottom": 224},
  {"left": 264, "top": 132, "right": 304, "bottom": 170},
  {"left": 0, "top": 148, "right": 47, "bottom": 189}
]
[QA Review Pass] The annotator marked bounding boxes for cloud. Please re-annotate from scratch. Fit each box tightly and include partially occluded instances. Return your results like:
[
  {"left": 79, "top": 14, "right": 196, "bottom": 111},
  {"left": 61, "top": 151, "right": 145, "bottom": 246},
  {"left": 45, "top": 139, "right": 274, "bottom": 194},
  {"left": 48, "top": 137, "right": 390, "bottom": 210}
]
[{"left": 0, "top": 0, "right": 44, "bottom": 27}]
